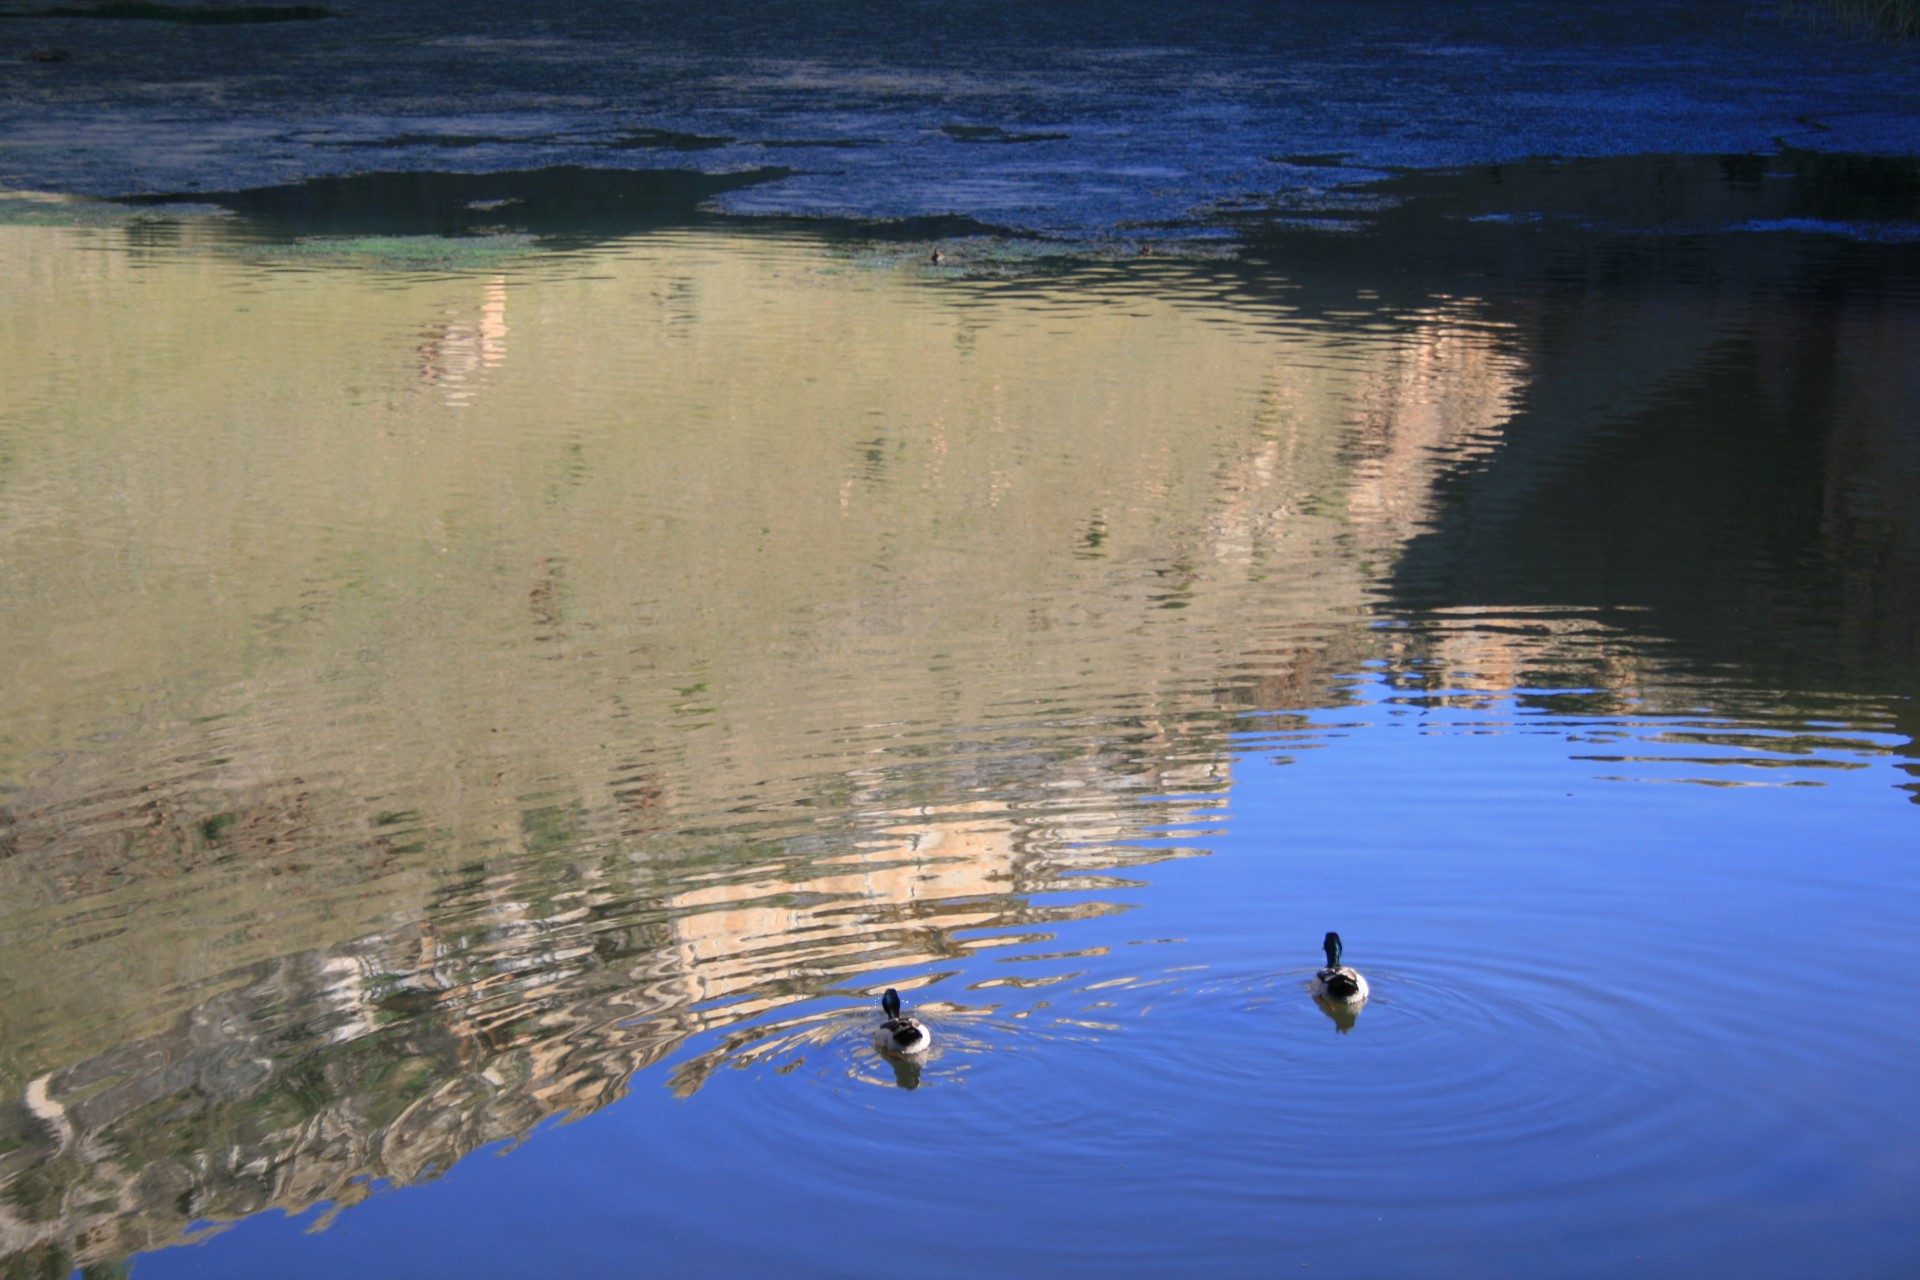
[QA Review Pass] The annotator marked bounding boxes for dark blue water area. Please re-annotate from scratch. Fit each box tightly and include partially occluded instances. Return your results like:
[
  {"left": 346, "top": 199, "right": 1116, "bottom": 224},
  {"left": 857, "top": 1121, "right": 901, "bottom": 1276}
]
[
  {"left": 129, "top": 675, "right": 1920, "bottom": 1279},
  {"left": 5, "top": 0, "right": 1920, "bottom": 236}
]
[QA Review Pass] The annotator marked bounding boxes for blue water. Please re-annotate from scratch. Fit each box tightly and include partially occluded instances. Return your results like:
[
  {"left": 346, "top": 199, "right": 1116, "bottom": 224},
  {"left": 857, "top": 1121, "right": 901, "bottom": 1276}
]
[
  {"left": 124, "top": 674, "right": 1920, "bottom": 1278},
  {"left": 5, "top": 0, "right": 1919, "bottom": 234},
  {"left": 2, "top": 4, "right": 1918, "bottom": 1276}
]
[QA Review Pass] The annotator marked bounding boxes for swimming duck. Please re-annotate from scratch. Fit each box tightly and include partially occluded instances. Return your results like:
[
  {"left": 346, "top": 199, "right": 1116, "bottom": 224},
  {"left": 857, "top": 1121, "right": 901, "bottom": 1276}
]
[
  {"left": 873, "top": 987, "right": 931, "bottom": 1055},
  {"left": 1309, "top": 931, "right": 1370, "bottom": 1004}
]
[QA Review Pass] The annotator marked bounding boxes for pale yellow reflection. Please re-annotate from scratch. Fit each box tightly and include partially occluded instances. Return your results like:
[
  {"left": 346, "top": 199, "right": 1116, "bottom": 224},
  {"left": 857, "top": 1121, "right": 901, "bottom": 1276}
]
[
  {"left": 0, "top": 794, "right": 1156, "bottom": 1266},
  {"left": 665, "top": 802, "right": 1017, "bottom": 1018},
  {"left": 1383, "top": 605, "right": 1652, "bottom": 704},
  {"left": 1344, "top": 299, "right": 1521, "bottom": 550},
  {"left": 0, "top": 219, "right": 1540, "bottom": 1272},
  {"left": 1314, "top": 994, "right": 1365, "bottom": 1034},
  {"left": 0, "top": 220, "right": 1531, "bottom": 1082},
  {"left": 418, "top": 273, "right": 510, "bottom": 404}
]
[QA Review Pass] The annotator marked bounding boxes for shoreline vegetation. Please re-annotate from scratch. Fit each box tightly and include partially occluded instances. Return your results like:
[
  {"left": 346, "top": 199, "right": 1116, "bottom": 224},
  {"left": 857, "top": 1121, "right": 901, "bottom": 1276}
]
[{"left": 1786, "top": 0, "right": 1920, "bottom": 37}]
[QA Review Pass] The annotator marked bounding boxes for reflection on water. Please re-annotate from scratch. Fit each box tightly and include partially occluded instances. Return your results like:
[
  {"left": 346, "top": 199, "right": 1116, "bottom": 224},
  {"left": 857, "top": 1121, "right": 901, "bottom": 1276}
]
[
  {"left": 1, "top": 159, "right": 1917, "bottom": 1276},
  {"left": 419, "top": 274, "right": 509, "bottom": 404},
  {"left": 1312, "top": 996, "right": 1363, "bottom": 1034}
]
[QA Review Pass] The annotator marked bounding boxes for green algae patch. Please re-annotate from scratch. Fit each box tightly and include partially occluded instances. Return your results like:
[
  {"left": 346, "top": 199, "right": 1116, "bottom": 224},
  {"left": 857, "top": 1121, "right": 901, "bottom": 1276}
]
[
  {"left": 0, "top": 192, "right": 552, "bottom": 267},
  {"left": 2, "top": 3, "right": 333, "bottom": 23},
  {"left": 246, "top": 233, "right": 542, "bottom": 269},
  {"left": 0, "top": 191, "right": 227, "bottom": 227}
]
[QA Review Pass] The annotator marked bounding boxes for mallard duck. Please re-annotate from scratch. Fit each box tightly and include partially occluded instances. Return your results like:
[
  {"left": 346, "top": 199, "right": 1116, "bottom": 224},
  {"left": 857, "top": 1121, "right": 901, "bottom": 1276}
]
[
  {"left": 1309, "top": 931, "right": 1370, "bottom": 1004},
  {"left": 873, "top": 987, "right": 931, "bottom": 1055}
]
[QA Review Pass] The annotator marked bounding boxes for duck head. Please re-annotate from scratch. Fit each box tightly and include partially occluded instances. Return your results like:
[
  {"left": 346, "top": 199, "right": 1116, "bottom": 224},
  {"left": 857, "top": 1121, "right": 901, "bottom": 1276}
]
[
  {"left": 1322, "top": 931, "right": 1344, "bottom": 969},
  {"left": 881, "top": 988, "right": 903, "bottom": 1020}
]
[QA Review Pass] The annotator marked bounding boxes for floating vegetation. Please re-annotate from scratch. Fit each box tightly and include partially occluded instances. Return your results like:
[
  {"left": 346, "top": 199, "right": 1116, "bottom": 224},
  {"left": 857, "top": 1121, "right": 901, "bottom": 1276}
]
[
  {"left": 244, "top": 233, "right": 542, "bottom": 270},
  {"left": 0, "top": 191, "right": 226, "bottom": 227}
]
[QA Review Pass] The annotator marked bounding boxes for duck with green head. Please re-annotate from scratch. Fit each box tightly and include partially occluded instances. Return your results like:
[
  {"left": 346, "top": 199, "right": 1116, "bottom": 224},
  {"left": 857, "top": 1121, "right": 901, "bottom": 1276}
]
[
  {"left": 1309, "top": 931, "right": 1370, "bottom": 1004},
  {"left": 873, "top": 988, "right": 931, "bottom": 1055}
]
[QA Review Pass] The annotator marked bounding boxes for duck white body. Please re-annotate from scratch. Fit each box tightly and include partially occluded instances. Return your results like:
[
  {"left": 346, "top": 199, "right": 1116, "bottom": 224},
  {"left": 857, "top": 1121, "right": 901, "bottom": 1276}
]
[
  {"left": 873, "top": 988, "right": 931, "bottom": 1055},
  {"left": 1309, "top": 931, "right": 1370, "bottom": 1004}
]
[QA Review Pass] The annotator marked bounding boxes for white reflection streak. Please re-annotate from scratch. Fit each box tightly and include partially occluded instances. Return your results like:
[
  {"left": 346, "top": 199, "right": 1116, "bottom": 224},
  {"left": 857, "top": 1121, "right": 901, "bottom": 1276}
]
[
  {"left": 418, "top": 275, "right": 510, "bottom": 406},
  {"left": 1344, "top": 299, "right": 1523, "bottom": 549}
]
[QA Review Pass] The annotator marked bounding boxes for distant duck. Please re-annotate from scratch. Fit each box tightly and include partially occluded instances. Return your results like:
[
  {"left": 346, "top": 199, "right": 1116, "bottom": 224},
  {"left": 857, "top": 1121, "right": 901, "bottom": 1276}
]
[
  {"left": 873, "top": 988, "right": 931, "bottom": 1055},
  {"left": 1309, "top": 931, "right": 1370, "bottom": 1004},
  {"left": 930, "top": 246, "right": 946, "bottom": 265}
]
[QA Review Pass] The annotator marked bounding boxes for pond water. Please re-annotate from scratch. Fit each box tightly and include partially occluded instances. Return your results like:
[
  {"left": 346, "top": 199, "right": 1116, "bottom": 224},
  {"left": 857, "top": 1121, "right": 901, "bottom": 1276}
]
[
  {"left": 7, "top": 0, "right": 1919, "bottom": 229},
  {"left": 1, "top": 154, "right": 1917, "bottom": 1278}
]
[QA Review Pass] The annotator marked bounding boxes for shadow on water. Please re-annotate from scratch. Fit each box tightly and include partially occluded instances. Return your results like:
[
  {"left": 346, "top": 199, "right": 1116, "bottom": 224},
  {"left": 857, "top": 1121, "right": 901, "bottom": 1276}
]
[
  {"left": 115, "top": 165, "right": 796, "bottom": 244},
  {"left": 1232, "top": 154, "right": 1920, "bottom": 698},
  {"left": 110, "top": 165, "right": 1013, "bottom": 251}
]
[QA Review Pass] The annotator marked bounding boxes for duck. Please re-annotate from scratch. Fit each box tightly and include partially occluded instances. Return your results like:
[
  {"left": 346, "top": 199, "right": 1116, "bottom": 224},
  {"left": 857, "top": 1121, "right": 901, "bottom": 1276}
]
[
  {"left": 873, "top": 987, "right": 931, "bottom": 1055},
  {"left": 1309, "top": 931, "right": 1370, "bottom": 1004}
]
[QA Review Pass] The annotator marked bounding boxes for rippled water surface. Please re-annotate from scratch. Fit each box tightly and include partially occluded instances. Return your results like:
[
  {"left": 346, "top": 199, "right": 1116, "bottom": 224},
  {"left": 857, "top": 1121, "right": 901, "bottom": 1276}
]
[
  {"left": 1, "top": 161, "right": 1917, "bottom": 1277},
  {"left": 5, "top": 0, "right": 1919, "bottom": 230}
]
